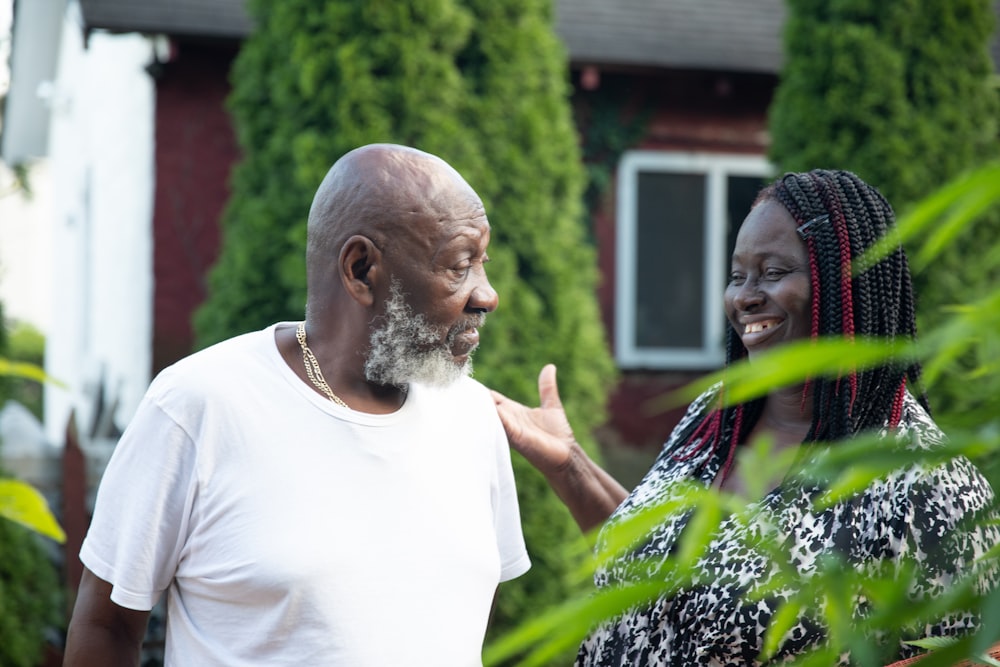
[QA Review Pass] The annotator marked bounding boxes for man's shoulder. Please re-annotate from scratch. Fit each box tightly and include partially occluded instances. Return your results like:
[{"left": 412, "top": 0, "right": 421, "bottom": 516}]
[
  {"left": 170, "top": 326, "right": 273, "bottom": 368},
  {"left": 408, "top": 376, "right": 494, "bottom": 416},
  {"left": 150, "top": 325, "right": 278, "bottom": 396},
  {"left": 442, "top": 375, "right": 491, "bottom": 400}
]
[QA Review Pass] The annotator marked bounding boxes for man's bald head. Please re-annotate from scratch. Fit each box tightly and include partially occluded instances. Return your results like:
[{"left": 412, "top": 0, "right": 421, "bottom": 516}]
[
  {"left": 306, "top": 144, "right": 483, "bottom": 270},
  {"left": 301, "top": 143, "right": 496, "bottom": 387}
]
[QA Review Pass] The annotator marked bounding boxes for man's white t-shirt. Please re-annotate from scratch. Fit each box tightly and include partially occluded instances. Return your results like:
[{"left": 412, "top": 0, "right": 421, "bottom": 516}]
[{"left": 80, "top": 323, "right": 530, "bottom": 666}]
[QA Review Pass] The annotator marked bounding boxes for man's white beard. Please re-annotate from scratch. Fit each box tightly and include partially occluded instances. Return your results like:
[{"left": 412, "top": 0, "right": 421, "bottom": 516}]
[{"left": 364, "top": 279, "right": 484, "bottom": 387}]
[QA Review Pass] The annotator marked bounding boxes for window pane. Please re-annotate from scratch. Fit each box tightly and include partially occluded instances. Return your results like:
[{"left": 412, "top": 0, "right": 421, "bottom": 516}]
[
  {"left": 725, "top": 175, "right": 768, "bottom": 263},
  {"left": 615, "top": 150, "right": 772, "bottom": 369},
  {"left": 635, "top": 171, "right": 705, "bottom": 349}
]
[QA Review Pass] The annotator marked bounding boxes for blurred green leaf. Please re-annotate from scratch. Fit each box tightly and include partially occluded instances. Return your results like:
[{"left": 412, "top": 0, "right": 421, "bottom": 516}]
[
  {"left": 856, "top": 162, "right": 1000, "bottom": 272},
  {"left": 920, "top": 290, "right": 1000, "bottom": 388},
  {"left": 647, "top": 338, "right": 914, "bottom": 413},
  {"left": 0, "top": 480, "right": 65, "bottom": 543},
  {"left": 483, "top": 581, "right": 665, "bottom": 667},
  {"left": 0, "top": 358, "right": 56, "bottom": 385},
  {"left": 762, "top": 600, "right": 804, "bottom": 659}
]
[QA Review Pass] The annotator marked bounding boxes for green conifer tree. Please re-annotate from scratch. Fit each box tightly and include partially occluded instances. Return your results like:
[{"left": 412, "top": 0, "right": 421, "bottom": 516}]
[
  {"left": 454, "top": 2, "right": 617, "bottom": 648},
  {"left": 194, "top": 0, "right": 614, "bottom": 651},
  {"left": 770, "top": 0, "right": 997, "bottom": 205},
  {"left": 768, "top": 0, "right": 1000, "bottom": 420}
]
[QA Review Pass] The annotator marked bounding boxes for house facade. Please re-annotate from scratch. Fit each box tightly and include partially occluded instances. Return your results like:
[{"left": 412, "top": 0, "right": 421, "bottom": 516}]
[{"left": 5, "top": 0, "right": 999, "bottom": 481}]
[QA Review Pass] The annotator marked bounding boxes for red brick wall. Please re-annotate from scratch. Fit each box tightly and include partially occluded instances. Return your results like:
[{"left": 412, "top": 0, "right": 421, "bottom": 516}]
[
  {"left": 151, "top": 40, "right": 241, "bottom": 375},
  {"left": 575, "top": 68, "right": 775, "bottom": 460}
]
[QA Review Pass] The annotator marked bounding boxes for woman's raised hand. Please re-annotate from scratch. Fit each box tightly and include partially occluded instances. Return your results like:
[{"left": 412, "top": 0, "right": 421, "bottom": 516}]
[
  {"left": 491, "top": 363, "right": 578, "bottom": 475},
  {"left": 492, "top": 364, "right": 627, "bottom": 533}
]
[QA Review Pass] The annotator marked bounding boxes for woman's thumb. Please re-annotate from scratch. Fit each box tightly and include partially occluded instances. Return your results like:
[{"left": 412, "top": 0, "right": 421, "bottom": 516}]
[{"left": 538, "top": 364, "right": 563, "bottom": 410}]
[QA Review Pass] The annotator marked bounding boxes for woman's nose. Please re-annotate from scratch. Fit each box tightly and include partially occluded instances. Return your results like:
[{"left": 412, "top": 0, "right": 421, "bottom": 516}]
[{"left": 732, "top": 279, "right": 764, "bottom": 311}]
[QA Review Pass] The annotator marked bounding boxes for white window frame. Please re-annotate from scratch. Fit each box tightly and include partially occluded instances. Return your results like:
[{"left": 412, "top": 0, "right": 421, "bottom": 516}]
[{"left": 615, "top": 150, "right": 774, "bottom": 369}]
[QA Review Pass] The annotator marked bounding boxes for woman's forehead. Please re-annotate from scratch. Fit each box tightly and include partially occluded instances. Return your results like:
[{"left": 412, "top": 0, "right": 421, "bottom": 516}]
[{"left": 734, "top": 200, "right": 802, "bottom": 250}]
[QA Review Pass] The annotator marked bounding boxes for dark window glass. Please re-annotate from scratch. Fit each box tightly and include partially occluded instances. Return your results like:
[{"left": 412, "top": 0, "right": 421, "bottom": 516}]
[
  {"left": 616, "top": 153, "right": 771, "bottom": 369},
  {"left": 634, "top": 171, "right": 705, "bottom": 349},
  {"left": 725, "top": 175, "right": 768, "bottom": 262}
]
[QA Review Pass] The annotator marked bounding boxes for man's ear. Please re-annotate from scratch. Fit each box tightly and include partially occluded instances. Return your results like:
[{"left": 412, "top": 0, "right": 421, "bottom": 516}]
[{"left": 339, "top": 235, "right": 382, "bottom": 307}]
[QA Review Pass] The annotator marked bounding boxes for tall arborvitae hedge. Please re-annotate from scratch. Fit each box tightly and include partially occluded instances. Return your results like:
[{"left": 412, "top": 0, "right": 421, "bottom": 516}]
[
  {"left": 768, "top": 0, "right": 1000, "bottom": 420},
  {"left": 194, "top": 0, "right": 615, "bottom": 654},
  {"left": 456, "top": 3, "right": 617, "bottom": 650}
]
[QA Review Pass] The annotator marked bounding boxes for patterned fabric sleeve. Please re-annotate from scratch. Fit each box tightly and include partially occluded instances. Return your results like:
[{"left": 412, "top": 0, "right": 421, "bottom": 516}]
[
  {"left": 860, "top": 394, "right": 1000, "bottom": 656},
  {"left": 576, "top": 389, "right": 1000, "bottom": 666},
  {"left": 889, "top": 454, "right": 1000, "bottom": 643}
]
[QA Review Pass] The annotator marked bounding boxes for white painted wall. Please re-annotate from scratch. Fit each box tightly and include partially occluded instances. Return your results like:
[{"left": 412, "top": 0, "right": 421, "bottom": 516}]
[
  {"left": 0, "top": 161, "right": 53, "bottom": 332},
  {"left": 42, "top": 2, "right": 156, "bottom": 444},
  {"left": 0, "top": 0, "right": 53, "bottom": 332}
]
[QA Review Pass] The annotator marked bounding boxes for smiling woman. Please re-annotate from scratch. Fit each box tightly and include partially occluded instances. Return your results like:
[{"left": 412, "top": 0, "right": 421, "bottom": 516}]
[
  {"left": 725, "top": 199, "right": 813, "bottom": 359},
  {"left": 492, "top": 169, "right": 1000, "bottom": 666}
]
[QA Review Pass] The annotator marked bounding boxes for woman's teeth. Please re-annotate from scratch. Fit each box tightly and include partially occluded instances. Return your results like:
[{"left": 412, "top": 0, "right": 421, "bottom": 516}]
[{"left": 745, "top": 321, "right": 776, "bottom": 334}]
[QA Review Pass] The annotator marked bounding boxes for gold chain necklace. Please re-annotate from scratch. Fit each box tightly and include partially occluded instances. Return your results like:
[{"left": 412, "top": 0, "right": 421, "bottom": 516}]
[{"left": 295, "top": 321, "right": 349, "bottom": 408}]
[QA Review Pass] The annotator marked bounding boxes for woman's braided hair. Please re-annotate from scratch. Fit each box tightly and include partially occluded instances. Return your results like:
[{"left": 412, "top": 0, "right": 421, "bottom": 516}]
[{"left": 674, "top": 169, "right": 928, "bottom": 478}]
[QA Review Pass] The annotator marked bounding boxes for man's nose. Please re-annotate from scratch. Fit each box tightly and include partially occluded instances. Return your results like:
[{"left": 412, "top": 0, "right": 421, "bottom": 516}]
[{"left": 469, "top": 269, "right": 499, "bottom": 313}]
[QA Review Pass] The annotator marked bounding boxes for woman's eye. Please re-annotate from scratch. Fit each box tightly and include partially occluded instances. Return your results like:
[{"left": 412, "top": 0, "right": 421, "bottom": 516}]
[
  {"left": 764, "top": 268, "right": 787, "bottom": 280},
  {"left": 728, "top": 273, "right": 745, "bottom": 285}
]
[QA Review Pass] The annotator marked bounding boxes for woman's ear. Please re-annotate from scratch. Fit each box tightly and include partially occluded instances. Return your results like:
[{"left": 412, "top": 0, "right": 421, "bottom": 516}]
[{"left": 339, "top": 235, "right": 381, "bottom": 307}]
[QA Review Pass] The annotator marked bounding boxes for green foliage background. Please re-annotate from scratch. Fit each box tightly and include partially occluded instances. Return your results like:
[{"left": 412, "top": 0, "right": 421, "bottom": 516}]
[
  {"left": 0, "top": 517, "right": 63, "bottom": 666},
  {"left": 0, "top": 304, "right": 64, "bottom": 666},
  {"left": 3, "top": 322, "right": 45, "bottom": 421},
  {"left": 193, "top": 0, "right": 615, "bottom": 655},
  {"left": 767, "top": 0, "right": 1000, "bottom": 423}
]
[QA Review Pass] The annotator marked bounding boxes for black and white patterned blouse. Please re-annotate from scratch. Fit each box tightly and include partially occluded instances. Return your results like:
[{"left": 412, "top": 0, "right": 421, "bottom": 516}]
[{"left": 577, "top": 388, "right": 1000, "bottom": 666}]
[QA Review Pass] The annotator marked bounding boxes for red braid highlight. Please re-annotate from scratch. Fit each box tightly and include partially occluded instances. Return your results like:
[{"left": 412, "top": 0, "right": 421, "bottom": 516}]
[
  {"left": 889, "top": 380, "right": 906, "bottom": 428},
  {"left": 806, "top": 240, "right": 821, "bottom": 339},
  {"left": 830, "top": 208, "right": 858, "bottom": 412},
  {"left": 718, "top": 405, "right": 744, "bottom": 483},
  {"left": 802, "top": 239, "right": 821, "bottom": 413},
  {"left": 674, "top": 409, "right": 722, "bottom": 462}
]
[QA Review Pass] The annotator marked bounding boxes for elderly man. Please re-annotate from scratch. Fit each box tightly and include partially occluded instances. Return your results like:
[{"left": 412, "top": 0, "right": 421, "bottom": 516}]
[{"left": 64, "top": 144, "right": 530, "bottom": 666}]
